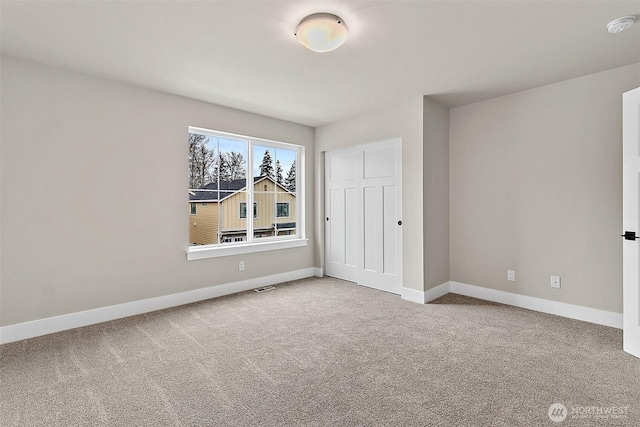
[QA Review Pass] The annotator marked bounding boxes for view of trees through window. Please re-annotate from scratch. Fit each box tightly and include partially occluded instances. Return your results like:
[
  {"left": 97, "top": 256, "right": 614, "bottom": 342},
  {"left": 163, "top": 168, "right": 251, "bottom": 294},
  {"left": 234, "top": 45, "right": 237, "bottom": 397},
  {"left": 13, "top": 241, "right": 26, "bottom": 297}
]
[{"left": 188, "top": 129, "right": 298, "bottom": 246}]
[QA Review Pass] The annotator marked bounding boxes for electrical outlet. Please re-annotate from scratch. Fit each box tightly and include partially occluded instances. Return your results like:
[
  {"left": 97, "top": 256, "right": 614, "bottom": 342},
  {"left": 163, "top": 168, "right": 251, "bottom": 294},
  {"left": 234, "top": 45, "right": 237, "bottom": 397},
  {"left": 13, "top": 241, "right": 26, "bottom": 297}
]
[
  {"left": 507, "top": 270, "right": 516, "bottom": 282},
  {"left": 239, "top": 261, "right": 245, "bottom": 271},
  {"left": 551, "top": 276, "right": 561, "bottom": 289}
]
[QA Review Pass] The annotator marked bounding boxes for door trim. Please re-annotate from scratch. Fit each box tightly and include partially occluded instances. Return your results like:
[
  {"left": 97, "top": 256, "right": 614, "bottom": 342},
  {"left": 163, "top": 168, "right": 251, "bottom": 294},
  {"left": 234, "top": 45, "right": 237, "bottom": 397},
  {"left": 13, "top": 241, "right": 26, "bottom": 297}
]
[{"left": 623, "top": 86, "right": 640, "bottom": 358}]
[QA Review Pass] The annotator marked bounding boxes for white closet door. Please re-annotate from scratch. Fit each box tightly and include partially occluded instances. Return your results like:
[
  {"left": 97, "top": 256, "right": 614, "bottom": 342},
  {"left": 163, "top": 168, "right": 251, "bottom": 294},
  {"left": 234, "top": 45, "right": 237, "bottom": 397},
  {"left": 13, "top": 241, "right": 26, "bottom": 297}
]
[
  {"left": 358, "top": 140, "right": 402, "bottom": 294},
  {"left": 325, "top": 148, "right": 360, "bottom": 282},
  {"left": 325, "top": 139, "right": 402, "bottom": 294}
]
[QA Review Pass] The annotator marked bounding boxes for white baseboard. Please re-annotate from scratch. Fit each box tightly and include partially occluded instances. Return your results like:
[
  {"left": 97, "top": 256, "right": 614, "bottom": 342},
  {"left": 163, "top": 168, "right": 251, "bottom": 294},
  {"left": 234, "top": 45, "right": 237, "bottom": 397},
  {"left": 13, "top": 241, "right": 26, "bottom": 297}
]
[
  {"left": 401, "top": 287, "right": 426, "bottom": 304},
  {"left": 449, "top": 281, "right": 623, "bottom": 329},
  {"left": 401, "top": 281, "right": 451, "bottom": 304},
  {"left": 2, "top": 273, "right": 621, "bottom": 344},
  {"left": 0, "top": 267, "right": 317, "bottom": 345},
  {"left": 425, "top": 281, "right": 451, "bottom": 303}
]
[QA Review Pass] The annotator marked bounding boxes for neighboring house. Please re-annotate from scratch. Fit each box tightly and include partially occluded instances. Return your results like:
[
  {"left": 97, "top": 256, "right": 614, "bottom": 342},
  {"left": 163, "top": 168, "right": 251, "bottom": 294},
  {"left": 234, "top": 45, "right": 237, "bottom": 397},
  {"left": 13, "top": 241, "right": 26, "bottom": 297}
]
[{"left": 189, "top": 176, "right": 296, "bottom": 245}]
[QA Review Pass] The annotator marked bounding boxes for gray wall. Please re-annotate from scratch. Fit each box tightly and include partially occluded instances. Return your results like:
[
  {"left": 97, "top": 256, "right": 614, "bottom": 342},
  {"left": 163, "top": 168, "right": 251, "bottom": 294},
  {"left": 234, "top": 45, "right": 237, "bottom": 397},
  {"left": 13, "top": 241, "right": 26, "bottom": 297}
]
[
  {"left": 449, "top": 63, "right": 640, "bottom": 313},
  {"left": 314, "top": 97, "right": 425, "bottom": 291},
  {"left": 0, "top": 56, "right": 315, "bottom": 326},
  {"left": 3, "top": 54, "right": 636, "bottom": 327},
  {"left": 423, "top": 97, "right": 449, "bottom": 290}
]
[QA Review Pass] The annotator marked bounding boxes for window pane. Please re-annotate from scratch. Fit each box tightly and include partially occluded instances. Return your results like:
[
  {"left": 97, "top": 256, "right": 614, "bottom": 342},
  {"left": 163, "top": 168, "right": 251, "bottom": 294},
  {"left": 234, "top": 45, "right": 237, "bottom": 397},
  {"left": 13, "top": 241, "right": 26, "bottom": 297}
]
[
  {"left": 189, "top": 131, "right": 247, "bottom": 245},
  {"left": 239, "top": 202, "right": 257, "bottom": 219},
  {"left": 277, "top": 148, "right": 296, "bottom": 193},
  {"left": 253, "top": 145, "right": 298, "bottom": 237},
  {"left": 189, "top": 134, "right": 218, "bottom": 189},
  {"left": 253, "top": 145, "right": 274, "bottom": 180},
  {"left": 275, "top": 148, "right": 297, "bottom": 236},
  {"left": 276, "top": 203, "right": 289, "bottom": 217},
  {"left": 221, "top": 191, "right": 247, "bottom": 243},
  {"left": 218, "top": 138, "right": 247, "bottom": 181},
  {"left": 253, "top": 178, "right": 274, "bottom": 239}
]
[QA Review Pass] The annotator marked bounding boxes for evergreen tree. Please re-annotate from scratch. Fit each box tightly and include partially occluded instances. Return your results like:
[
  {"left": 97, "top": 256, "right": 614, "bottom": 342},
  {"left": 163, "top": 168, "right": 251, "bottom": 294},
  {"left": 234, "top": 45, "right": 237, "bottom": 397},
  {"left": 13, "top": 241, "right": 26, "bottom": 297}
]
[
  {"left": 275, "top": 159, "right": 283, "bottom": 184},
  {"left": 285, "top": 160, "right": 296, "bottom": 192},
  {"left": 259, "top": 149, "right": 274, "bottom": 178}
]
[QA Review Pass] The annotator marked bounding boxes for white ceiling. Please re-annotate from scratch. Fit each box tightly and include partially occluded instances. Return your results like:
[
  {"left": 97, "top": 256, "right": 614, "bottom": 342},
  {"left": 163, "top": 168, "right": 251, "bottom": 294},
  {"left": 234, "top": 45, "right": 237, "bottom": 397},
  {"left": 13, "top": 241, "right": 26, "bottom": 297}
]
[{"left": 1, "top": 1, "right": 639, "bottom": 127}]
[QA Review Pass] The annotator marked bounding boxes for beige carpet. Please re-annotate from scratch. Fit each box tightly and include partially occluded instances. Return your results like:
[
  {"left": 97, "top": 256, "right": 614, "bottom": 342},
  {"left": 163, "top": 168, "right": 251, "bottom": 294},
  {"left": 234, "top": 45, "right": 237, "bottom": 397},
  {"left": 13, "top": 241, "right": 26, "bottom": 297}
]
[{"left": 1, "top": 277, "right": 639, "bottom": 426}]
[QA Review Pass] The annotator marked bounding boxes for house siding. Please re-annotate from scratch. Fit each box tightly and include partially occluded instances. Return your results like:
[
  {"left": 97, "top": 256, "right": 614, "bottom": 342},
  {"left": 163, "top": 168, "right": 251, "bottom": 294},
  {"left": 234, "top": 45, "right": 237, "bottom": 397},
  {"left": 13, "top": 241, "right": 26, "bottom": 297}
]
[
  {"left": 189, "top": 179, "right": 297, "bottom": 245},
  {"left": 221, "top": 191, "right": 249, "bottom": 233},
  {"left": 189, "top": 203, "right": 220, "bottom": 245}
]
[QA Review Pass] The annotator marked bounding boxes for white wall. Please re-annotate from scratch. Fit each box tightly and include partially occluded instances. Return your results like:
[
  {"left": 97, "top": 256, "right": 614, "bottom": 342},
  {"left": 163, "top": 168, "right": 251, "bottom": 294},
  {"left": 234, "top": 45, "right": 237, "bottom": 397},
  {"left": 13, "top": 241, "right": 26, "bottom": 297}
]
[
  {"left": 450, "top": 63, "right": 640, "bottom": 313},
  {"left": 0, "top": 56, "right": 315, "bottom": 326},
  {"left": 314, "top": 97, "right": 425, "bottom": 291}
]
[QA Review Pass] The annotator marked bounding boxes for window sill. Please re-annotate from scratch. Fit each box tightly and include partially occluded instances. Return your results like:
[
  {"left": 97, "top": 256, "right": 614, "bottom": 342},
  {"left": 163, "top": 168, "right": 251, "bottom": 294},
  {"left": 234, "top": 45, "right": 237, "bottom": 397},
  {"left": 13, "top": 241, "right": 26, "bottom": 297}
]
[{"left": 187, "top": 238, "right": 308, "bottom": 261}]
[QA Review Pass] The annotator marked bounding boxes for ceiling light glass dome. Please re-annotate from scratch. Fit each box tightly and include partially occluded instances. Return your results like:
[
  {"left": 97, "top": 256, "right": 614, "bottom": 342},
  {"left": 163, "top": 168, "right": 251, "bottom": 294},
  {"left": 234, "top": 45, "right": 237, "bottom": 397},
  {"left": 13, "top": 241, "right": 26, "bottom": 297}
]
[{"left": 295, "top": 13, "right": 348, "bottom": 53}]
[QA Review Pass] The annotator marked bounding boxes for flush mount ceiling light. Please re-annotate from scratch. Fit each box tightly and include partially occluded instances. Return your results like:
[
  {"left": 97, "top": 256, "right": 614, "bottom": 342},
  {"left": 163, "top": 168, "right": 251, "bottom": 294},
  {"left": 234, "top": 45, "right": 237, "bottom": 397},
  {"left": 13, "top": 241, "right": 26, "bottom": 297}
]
[
  {"left": 295, "top": 13, "right": 348, "bottom": 53},
  {"left": 607, "top": 16, "right": 636, "bottom": 33}
]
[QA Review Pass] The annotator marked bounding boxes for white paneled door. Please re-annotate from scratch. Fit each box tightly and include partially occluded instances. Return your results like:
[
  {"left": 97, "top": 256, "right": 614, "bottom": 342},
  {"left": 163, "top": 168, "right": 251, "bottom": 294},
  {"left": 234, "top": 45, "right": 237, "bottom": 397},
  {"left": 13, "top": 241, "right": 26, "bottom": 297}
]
[
  {"left": 325, "top": 147, "right": 360, "bottom": 283},
  {"left": 325, "top": 139, "right": 402, "bottom": 294},
  {"left": 623, "top": 87, "right": 640, "bottom": 359}
]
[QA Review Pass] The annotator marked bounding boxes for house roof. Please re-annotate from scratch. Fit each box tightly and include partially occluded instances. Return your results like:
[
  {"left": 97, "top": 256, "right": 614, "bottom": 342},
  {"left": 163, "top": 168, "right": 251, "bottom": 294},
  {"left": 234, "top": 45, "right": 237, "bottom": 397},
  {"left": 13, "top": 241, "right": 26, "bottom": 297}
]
[
  {"left": 189, "top": 178, "right": 249, "bottom": 202},
  {"left": 189, "top": 176, "right": 293, "bottom": 202}
]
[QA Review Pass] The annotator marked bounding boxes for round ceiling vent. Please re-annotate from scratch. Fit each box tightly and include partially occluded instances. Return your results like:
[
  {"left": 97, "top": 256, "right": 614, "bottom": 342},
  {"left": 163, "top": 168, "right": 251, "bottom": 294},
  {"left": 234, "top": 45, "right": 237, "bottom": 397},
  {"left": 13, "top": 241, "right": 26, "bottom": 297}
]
[{"left": 607, "top": 16, "right": 635, "bottom": 33}]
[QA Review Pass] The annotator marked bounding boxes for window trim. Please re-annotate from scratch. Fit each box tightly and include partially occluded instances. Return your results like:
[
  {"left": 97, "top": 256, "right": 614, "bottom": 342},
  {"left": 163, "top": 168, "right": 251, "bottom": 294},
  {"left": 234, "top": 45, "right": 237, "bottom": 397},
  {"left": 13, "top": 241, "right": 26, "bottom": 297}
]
[
  {"left": 187, "top": 126, "right": 305, "bottom": 260},
  {"left": 187, "top": 238, "right": 308, "bottom": 260}
]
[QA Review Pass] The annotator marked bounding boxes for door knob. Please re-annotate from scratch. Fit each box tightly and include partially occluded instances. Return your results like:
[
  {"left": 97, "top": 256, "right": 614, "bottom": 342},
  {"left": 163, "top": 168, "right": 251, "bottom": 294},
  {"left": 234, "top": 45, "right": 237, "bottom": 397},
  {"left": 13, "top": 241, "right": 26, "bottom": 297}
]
[
  {"left": 398, "top": 220, "right": 402, "bottom": 226},
  {"left": 326, "top": 217, "right": 329, "bottom": 221}
]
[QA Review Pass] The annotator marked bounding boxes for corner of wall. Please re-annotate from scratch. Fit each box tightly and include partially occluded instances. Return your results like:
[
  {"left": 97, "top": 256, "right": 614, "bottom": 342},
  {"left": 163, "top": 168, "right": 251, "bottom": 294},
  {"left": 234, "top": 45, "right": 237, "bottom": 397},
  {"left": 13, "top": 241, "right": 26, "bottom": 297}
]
[{"left": 422, "top": 96, "right": 450, "bottom": 291}]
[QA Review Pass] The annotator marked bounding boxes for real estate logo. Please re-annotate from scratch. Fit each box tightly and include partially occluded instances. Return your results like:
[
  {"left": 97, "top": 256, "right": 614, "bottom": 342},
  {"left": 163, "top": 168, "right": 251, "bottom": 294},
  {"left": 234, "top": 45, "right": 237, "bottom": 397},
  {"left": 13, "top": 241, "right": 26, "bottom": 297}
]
[
  {"left": 548, "top": 403, "right": 568, "bottom": 423},
  {"left": 548, "top": 403, "right": 629, "bottom": 422}
]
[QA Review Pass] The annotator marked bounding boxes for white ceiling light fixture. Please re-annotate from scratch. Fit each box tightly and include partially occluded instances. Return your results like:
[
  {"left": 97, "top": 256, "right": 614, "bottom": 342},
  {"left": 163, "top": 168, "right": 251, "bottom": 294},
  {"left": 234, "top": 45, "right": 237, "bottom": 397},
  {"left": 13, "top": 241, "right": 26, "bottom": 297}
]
[
  {"left": 607, "top": 16, "right": 635, "bottom": 33},
  {"left": 295, "top": 13, "right": 348, "bottom": 53}
]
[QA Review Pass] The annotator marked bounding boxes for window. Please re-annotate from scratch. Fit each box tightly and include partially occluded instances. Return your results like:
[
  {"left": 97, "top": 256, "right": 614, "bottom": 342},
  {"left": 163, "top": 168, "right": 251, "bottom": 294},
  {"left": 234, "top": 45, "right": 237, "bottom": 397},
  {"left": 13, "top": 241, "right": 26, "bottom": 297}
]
[
  {"left": 239, "top": 202, "right": 258, "bottom": 219},
  {"left": 187, "top": 126, "right": 305, "bottom": 259},
  {"left": 275, "top": 202, "right": 289, "bottom": 218}
]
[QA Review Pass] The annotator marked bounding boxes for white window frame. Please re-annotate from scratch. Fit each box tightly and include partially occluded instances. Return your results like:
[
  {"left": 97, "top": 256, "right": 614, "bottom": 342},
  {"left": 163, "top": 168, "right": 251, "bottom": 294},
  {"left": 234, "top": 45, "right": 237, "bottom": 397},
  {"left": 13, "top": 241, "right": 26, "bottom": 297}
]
[{"left": 187, "top": 126, "right": 306, "bottom": 260}]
